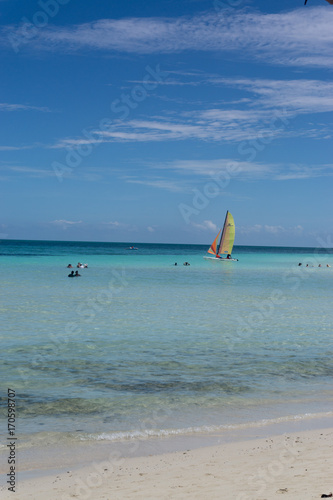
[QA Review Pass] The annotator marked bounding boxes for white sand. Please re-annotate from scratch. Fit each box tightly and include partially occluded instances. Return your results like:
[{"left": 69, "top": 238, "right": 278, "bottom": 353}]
[{"left": 1, "top": 427, "right": 332, "bottom": 499}]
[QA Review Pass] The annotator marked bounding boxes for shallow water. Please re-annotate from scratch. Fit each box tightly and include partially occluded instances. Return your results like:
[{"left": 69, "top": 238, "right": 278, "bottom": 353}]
[{"left": 1, "top": 240, "right": 333, "bottom": 449}]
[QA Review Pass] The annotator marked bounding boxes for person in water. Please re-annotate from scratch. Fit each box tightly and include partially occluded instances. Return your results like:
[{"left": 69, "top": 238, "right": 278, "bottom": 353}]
[
  {"left": 183, "top": 262, "right": 190, "bottom": 266},
  {"left": 68, "top": 271, "right": 75, "bottom": 277},
  {"left": 67, "top": 264, "right": 73, "bottom": 268},
  {"left": 75, "top": 270, "right": 81, "bottom": 276}
]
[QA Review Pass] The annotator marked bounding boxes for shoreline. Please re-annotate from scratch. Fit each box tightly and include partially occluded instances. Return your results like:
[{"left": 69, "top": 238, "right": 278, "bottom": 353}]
[
  {"left": 1, "top": 415, "right": 333, "bottom": 499},
  {"left": 1, "top": 424, "right": 332, "bottom": 499}
]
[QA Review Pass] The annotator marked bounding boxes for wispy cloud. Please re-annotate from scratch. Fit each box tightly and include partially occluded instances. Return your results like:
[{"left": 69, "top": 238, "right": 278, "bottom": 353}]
[
  {"left": 168, "top": 159, "right": 333, "bottom": 181},
  {"left": 50, "top": 77, "right": 333, "bottom": 151},
  {"left": 126, "top": 79, "right": 200, "bottom": 87},
  {"left": 0, "top": 103, "right": 50, "bottom": 112},
  {"left": 103, "top": 221, "right": 128, "bottom": 229},
  {"left": 4, "top": 8, "right": 333, "bottom": 68},
  {"left": 161, "top": 159, "right": 274, "bottom": 179},
  {"left": 55, "top": 115, "right": 290, "bottom": 147},
  {"left": 213, "top": 79, "right": 333, "bottom": 115},
  {"left": 239, "top": 224, "right": 304, "bottom": 235},
  {"left": 123, "top": 160, "right": 333, "bottom": 194},
  {"left": 0, "top": 145, "right": 34, "bottom": 151},
  {"left": 274, "top": 163, "right": 333, "bottom": 180},
  {"left": 126, "top": 178, "right": 184, "bottom": 193},
  {"left": 51, "top": 220, "right": 83, "bottom": 225},
  {"left": 2, "top": 165, "right": 61, "bottom": 178}
]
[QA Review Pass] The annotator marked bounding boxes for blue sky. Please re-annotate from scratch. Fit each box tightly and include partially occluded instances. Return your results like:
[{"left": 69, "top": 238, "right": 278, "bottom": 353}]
[{"left": 0, "top": 0, "right": 333, "bottom": 246}]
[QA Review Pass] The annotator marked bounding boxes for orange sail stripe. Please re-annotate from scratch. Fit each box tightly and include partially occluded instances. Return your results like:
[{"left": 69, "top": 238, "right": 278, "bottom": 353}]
[{"left": 207, "top": 230, "right": 221, "bottom": 255}]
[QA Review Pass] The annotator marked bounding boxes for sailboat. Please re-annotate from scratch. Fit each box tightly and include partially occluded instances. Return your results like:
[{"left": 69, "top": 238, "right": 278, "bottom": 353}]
[{"left": 204, "top": 211, "right": 238, "bottom": 262}]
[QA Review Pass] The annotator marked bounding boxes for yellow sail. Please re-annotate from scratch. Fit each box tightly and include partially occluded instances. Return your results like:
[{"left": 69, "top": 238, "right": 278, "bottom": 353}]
[
  {"left": 207, "top": 229, "right": 222, "bottom": 255},
  {"left": 217, "top": 211, "right": 235, "bottom": 257}
]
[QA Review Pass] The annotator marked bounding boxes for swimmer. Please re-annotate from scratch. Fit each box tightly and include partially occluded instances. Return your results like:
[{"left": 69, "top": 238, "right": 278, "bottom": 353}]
[
  {"left": 68, "top": 271, "right": 75, "bottom": 277},
  {"left": 183, "top": 262, "right": 190, "bottom": 266},
  {"left": 67, "top": 264, "right": 73, "bottom": 268},
  {"left": 75, "top": 270, "right": 81, "bottom": 276}
]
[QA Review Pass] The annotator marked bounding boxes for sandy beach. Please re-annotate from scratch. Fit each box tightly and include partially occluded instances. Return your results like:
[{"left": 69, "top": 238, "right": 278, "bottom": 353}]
[{"left": 1, "top": 426, "right": 332, "bottom": 500}]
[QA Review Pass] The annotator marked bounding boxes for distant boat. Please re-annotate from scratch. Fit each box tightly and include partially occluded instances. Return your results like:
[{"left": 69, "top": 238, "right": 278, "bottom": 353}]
[{"left": 204, "top": 211, "right": 238, "bottom": 262}]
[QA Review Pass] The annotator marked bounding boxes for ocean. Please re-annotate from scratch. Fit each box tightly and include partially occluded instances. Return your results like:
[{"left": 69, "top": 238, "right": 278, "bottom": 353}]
[{"left": 1, "top": 240, "right": 333, "bottom": 465}]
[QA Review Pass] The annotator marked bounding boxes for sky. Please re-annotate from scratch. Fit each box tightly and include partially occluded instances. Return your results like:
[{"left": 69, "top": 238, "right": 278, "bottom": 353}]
[{"left": 0, "top": 0, "right": 333, "bottom": 246}]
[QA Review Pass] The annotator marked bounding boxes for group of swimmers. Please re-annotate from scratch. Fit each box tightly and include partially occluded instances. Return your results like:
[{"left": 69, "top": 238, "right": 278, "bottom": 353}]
[
  {"left": 67, "top": 262, "right": 88, "bottom": 269},
  {"left": 67, "top": 262, "right": 88, "bottom": 277},
  {"left": 174, "top": 262, "right": 191, "bottom": 266},
  {"left": 298, "top": 263, "right": 331, "bottom": 267},
  {"left": 68, "top": 270, "right": 81, "bottom": 277}
]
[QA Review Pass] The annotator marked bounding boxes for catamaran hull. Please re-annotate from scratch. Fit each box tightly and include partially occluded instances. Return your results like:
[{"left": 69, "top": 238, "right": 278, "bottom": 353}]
[{"left": 204, "top": 256, "right": 238, "bottom": 262}]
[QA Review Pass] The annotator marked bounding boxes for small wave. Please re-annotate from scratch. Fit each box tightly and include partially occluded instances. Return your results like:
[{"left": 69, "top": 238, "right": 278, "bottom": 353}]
[{"left": 80, "top": 411, "right": 333, "bottom": 442}]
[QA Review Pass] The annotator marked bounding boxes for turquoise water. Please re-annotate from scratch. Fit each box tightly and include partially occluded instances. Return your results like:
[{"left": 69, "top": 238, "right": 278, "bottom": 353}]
[{"left": 1, "top": 240, "right": 333, "bottom": 448}]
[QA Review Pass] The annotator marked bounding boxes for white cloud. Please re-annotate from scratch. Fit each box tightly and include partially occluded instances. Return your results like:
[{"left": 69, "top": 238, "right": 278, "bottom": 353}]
[
  {"left": 5, "top": 8, "right": 333, "bottom": 68},
  {"left": 126, "top": 178, "right": 184, "bottom": 192},
  {"left": 51, "top": 77, "right": 332, "bottom": 149},
  {"left": 5, "top": 166, "right": 59, "bottom": 178},
  {"left": 89, "top": 116, "right": 290, "bottom": 145},
  {"left": 102, "top": 221, "right": 132, "bottom": 230},
  {"left": 239, "top": 224, "right": 263, "bottom": 235},
  {"left": 162, "top": 159, "right": 274, "bottom": 179},
  {"left": 0, "top": 103, "right": 50, "bottom": 112},
  {"left": 264, "top": 225, "right": 286, "bottom": 234},
  {"left": 47, "top": 75, "right": 333, "bottom": 152},
  {"left": 0, "top": 145, "right": 33, "bottom": 151},
  {"left": 116, "top": 159, "right": 333, "bottom": 193},
  {"left": 239, "top": 224, "right": 304, "bottom": 235},
  {"left": 50, "top": 220, "right": 83, "bottom": 230},
  {"left": 214, "top": 79, "right": 333, "bottom": 115},
  {"left": 99, "top": 221, "right": 139, "bottom": 232},
  {"left": 192, "top": 220, "right": 218, "bottom": 231},
  {"left": 105, "top": 221, "right": 121, "bottom": 228},
  {"left": 264, "top": 225, "right": 303, "bottom": 235}
]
